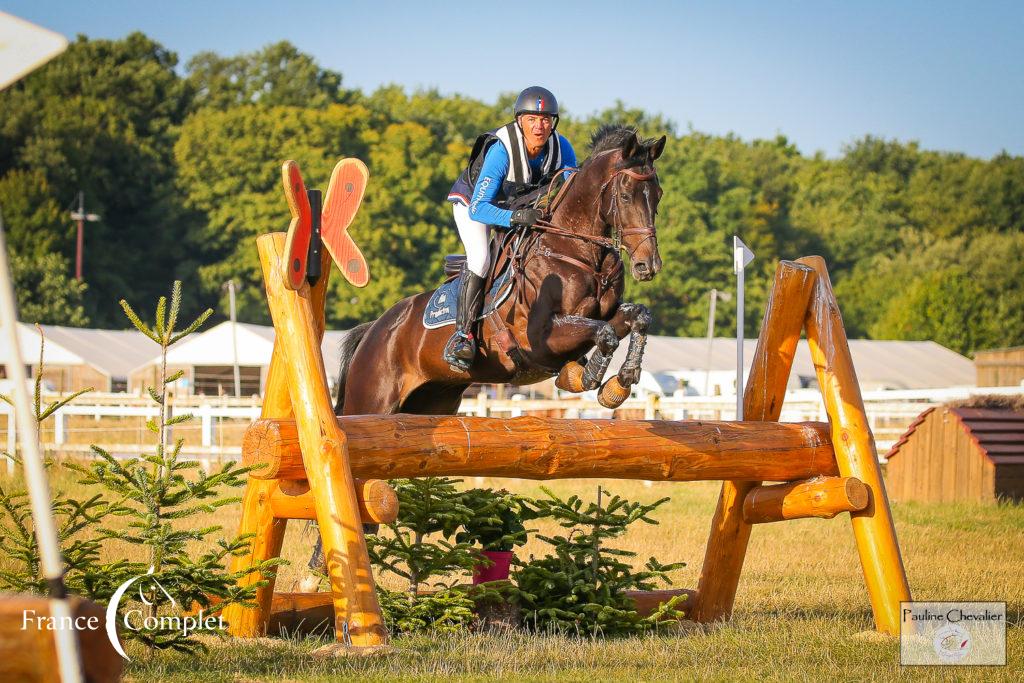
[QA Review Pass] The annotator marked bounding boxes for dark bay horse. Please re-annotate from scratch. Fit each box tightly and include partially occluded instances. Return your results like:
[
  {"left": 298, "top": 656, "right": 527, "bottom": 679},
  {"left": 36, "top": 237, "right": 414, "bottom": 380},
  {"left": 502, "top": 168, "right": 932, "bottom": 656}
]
[{"left": 336, "top": 125, "right": 666, "bottom": 416}]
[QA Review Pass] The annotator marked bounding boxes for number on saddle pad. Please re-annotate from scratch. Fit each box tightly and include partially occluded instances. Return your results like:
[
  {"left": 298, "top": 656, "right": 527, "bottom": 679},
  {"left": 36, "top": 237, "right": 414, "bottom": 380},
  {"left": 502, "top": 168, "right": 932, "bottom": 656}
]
[
  {"left": 281, "top": 160, "right": 312, "bottom": 291},
  {"left": 322, "top": 158, "right": 370, "bottom": 288}
]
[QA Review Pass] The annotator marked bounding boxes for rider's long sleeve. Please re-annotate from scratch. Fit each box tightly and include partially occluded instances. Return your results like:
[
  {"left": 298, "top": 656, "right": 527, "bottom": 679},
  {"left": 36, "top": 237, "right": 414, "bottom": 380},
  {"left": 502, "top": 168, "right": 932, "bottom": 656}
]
[
  {"left": 468, "top": 135, "right": 577, "bottom": 228},
  {"left": 468, "top": 144, "right": 515, "bottom": 227}
]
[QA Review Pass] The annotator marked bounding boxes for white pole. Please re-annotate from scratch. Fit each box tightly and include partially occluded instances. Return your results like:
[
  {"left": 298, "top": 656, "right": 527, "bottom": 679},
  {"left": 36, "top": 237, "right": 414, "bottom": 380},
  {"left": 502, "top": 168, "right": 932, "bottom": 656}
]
[
  {"left": 0, "top": 210, "right": 83, "bottom": 683},
  {"left": 704, "top": 289, "right": 717, "bottom": 397},
  {"left": 733, "top": 237, "right": 754, "bottom": 420},
  {"left": 228, "top": 280, "right": 240, "bottom": 397}
]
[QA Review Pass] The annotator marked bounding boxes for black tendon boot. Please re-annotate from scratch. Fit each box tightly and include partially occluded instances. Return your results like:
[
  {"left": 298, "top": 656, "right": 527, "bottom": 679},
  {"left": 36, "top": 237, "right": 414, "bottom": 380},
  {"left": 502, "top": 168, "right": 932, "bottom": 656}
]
[{"left": 444, "top": 267, "right": 486, "bottom": 370}]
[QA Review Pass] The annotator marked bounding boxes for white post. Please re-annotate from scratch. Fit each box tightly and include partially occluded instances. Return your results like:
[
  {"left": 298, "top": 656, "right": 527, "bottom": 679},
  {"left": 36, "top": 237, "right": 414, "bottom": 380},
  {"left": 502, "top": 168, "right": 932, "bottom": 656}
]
[
  {"left": 476, "top": 390, "right": 488, "bottom": 417},
  {"left": 228, "top": 280, "right": 241, "bottom": 398},
  {"left": 733, "top": 236, "right": 755, "bottom": 420},
  {"left": 6, "top": 407, "right": 15, "bottom": 468},
  {"left": 53, "top": 411, "right": 66, "bottom": 446},
  {"left": 704, "top": 289, "right": 717, "bottom": 397},
  {"left": 199, "top": 404, "right": 213, "bottom": 448}
]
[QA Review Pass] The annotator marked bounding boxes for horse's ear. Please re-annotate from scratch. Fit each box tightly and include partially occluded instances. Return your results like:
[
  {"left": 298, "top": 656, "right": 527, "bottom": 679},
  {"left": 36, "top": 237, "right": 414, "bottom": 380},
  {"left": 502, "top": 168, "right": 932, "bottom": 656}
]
[
  {"left": 650, "top": 135, "right": 667, "bottom": 161},
  {"left": 621, "top": 132, "right": 640, "bottom": 162}
]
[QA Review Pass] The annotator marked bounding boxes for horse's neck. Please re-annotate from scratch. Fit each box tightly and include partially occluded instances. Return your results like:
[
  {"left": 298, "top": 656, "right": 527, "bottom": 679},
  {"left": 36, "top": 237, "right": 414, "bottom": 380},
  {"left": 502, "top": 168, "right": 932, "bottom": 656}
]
[{"left": 549, "top": 165, "right": 608, "bottom": 237}]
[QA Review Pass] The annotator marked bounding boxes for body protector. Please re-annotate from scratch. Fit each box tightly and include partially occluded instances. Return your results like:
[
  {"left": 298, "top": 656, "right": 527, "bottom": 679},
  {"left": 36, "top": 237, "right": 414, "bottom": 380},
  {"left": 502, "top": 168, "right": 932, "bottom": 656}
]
[{"left": 447, "top": 121, "right": 563, "bottom": 207}]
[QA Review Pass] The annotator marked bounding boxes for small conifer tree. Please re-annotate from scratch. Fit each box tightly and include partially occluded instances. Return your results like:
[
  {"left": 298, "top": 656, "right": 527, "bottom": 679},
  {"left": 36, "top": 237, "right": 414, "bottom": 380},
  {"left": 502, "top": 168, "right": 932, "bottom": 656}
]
[{"left": 515, "top": 486, "right": 687, "bottom": 636}]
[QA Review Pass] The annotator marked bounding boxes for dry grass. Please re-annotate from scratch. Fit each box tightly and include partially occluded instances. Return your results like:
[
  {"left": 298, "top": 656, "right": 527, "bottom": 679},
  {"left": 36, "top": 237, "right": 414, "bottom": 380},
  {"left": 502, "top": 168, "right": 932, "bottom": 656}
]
[{"left": 1, "top": 472, "right": 1021, "bottom": 680}]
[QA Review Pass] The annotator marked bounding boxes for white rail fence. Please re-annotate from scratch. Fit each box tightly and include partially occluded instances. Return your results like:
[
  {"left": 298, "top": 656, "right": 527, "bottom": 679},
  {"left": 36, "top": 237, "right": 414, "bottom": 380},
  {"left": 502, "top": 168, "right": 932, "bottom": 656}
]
[{"left": 1, "top": 386, "right": 1021, "bottom": 473}]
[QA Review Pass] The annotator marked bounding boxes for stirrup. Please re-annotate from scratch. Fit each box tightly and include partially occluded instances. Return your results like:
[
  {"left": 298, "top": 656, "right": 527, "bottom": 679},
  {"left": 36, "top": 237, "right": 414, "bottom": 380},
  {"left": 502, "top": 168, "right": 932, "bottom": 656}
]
[{"left": 443, "top": 331, "right": 476, "bottom": 371}]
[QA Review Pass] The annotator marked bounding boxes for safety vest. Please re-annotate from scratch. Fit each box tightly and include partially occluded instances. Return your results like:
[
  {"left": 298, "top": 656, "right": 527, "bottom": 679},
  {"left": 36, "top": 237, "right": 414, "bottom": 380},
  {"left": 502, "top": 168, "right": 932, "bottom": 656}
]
[{"left": 447, "top": 121, "right": 563, "bottom": 206}]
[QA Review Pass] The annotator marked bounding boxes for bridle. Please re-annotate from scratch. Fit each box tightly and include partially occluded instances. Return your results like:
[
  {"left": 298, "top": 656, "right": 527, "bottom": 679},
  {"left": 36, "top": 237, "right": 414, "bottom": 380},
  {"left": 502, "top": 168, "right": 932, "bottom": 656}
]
[
  {"left": 532, "top": 153, "right": 659, "bottom": 260},
  {"left": 602, "top": 165, "right": 658, "bottom": 255}
]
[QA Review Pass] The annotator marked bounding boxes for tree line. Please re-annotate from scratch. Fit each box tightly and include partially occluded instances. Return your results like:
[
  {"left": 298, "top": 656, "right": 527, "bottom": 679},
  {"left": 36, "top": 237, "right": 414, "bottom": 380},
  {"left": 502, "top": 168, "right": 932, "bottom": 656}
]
[{"left": 1, "top": 33, "right": 1021, "bottom": 356}]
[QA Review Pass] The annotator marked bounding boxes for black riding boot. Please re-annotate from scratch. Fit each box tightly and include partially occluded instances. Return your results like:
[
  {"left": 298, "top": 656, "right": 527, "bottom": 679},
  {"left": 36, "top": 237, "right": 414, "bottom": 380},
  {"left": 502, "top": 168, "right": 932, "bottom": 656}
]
[{"left": 444, "top": 267, "right": 486, "bottom": 370}]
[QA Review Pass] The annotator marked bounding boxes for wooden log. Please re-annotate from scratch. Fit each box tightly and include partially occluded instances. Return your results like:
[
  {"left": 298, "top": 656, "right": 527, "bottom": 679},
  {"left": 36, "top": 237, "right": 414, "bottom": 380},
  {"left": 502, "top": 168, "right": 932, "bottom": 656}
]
[
  {"left": 256, "top": 233, "right": 387, "bottom": 649},
  {"left": 271, "top": 479, "right": 398, "bottom": 524},
  {"left": 0, "top": 595, "right": 123, "bottom": 682},
  {"left": 742, "top": 476, "right": 870, "bottom": 524},
  {"left": 799, "top": 255, "right": 912, "bottom": 636},
  {"left": 691, "top": 260, "right": 818, "bottom": 625},
  {"left": 224, "top": 224, "right": 336, "bottom": 639},
  {"left": 243, "top": 415, "right": 838, "bottom": 483},
  {"left": 266, "top": 588, "right": 696, "bottom": 637}
]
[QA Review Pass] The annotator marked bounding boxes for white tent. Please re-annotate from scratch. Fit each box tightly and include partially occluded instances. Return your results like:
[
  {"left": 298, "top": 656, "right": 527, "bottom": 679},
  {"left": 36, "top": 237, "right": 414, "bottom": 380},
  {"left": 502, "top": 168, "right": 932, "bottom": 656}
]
[
  {"left": 605, "top": 335, "right": 976, "bottom": 396},
  {"left": 0, "top": 323, "right": 152, "bottom": 391}
]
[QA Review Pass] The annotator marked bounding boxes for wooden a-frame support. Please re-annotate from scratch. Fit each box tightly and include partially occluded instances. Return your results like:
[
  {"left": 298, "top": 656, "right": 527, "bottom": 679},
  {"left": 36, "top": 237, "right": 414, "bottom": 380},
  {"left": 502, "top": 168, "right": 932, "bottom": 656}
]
[
  {"left": 690, "top": 257, "right": 912, "bottom": 635},
  {"left": 225, "top": 226, "right": 911, "bottom": 646},
  {"left": 221, "top": 232, "right": 389, "bottom": 653}
]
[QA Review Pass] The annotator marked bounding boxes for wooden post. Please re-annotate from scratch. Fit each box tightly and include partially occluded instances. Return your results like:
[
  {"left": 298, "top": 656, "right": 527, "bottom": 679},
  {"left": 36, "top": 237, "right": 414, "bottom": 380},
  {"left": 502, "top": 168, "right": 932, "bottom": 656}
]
[
  {"left": 798, "top": 256, "right": 912, "bottom": 635},
  {"left": 222, "top": 478, "right": 286, "bottom": 637},
  {"left": 742, "top": 476, "right": 869, "bottom": 524},
  {"left": 257, "top": 233, "right": 387, "bottom": 650},
  {"left": 222, "top": 221, "right": 334, "bottom": 639},
  {"left": 691, "top": 260, "right": 817, "bottom": 624}
]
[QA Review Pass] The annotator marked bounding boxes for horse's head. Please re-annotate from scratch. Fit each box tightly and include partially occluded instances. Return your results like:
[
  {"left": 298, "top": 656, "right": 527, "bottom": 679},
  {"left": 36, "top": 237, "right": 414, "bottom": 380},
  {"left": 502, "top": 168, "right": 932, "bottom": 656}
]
[{"left": 589, "top": 127, "right": 666, "bottom": 281}]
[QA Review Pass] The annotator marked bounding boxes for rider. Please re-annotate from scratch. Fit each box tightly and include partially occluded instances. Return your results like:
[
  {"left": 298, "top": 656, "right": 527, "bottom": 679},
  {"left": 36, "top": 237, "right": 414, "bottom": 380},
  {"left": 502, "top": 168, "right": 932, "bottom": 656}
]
[{"left": 444, "top": 85, "right": 578, "bottom": 369}]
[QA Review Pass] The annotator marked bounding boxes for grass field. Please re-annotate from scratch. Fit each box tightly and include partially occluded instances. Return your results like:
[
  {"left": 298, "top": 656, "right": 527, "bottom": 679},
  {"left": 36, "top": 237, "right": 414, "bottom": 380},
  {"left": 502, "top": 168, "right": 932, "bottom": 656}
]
[{"left": 86, "top": 475, "right": 1020, "bottom": 682}]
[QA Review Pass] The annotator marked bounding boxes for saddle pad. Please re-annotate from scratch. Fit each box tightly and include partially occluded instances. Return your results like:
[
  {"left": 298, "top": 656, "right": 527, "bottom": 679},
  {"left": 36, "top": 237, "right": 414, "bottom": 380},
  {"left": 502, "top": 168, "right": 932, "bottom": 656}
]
[{"left": 422, "top": 268, "right": 513, "bottom": 330}]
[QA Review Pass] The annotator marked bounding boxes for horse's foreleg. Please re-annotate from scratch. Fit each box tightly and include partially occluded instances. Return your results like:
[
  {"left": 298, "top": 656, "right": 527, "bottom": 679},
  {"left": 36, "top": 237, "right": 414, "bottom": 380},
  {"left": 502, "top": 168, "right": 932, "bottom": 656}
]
[
  {"left": 597, "top": 303, "right": 652, "bottom": 408},
  {"left": 546, "top": 315, "right": 621, "bottom": 392},
  {"left": 611, "top": 303, "right": 651, "bottom": 386}
]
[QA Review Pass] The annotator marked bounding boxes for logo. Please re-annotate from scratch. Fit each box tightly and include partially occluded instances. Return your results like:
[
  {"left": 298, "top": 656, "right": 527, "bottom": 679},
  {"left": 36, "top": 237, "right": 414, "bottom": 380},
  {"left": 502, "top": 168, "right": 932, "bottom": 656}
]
[
  {"left": 20, "top": 567, "right": 227, "bottom": 660},
  {"left": 536, "top": 97, "right": 544, "bottom": 110},
  {"left": 932, "top": 623, "right": 971, "bottom": 663},
  {"left": 105, "top": 567, "right": 226, "bottom": 660},
  {"left": 900, "top": 601, "right": 1006, "bottom": 666}
]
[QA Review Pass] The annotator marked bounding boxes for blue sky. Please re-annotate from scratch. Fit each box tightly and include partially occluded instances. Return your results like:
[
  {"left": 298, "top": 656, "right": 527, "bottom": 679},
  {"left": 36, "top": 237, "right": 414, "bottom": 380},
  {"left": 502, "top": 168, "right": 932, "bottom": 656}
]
[{"left": 7, "top": 1, "right": 1022, "bottom": 158}]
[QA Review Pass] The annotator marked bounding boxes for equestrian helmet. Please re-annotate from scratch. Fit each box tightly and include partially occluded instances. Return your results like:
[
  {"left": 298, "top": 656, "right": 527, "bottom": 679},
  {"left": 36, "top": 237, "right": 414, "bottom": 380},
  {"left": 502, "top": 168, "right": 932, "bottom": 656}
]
[{"left": 514, "top": 86, "right": 559, "bottom": 118}]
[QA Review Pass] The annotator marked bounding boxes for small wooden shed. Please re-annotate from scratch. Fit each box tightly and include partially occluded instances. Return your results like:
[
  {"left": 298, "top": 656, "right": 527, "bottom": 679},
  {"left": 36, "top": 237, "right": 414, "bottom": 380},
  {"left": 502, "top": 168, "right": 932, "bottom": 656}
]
[
  {"left": 885, "top": 400, "right": 1024, "bottom": 503},
  {"left": 975, "top": 346, "right": 1024, "bottom": 387}
]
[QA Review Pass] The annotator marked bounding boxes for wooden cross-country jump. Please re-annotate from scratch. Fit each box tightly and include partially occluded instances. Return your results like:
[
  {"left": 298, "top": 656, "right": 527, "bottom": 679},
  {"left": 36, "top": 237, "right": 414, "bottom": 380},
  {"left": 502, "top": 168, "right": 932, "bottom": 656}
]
[{"left": 222, "top": 158, "right": 912, "bottom": 655}]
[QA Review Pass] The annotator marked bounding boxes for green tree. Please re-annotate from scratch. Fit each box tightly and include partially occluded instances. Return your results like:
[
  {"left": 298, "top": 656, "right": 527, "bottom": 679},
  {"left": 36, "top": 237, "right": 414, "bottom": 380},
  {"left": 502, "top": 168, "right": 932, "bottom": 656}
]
[
  {"left": 8, "top": 252, "right": 89, "bottom": 325},
  {"left": 0, "top": 32, "right": 195, "bottom": 327},
  {"left": 174, "top": 103, "right": 371, "bottom": 323},
  {"left": 186, "top": 41, "right": 351, "bottom": 111}
]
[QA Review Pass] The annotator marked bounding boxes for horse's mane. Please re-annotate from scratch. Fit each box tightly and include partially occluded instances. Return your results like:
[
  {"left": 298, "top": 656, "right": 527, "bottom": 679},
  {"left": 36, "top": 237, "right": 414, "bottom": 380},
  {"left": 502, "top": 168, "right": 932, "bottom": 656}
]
[
  {"left": 590, "top": 124, "right": 638, "bottom": 155},
  {"left": 588, "top": 124, "right": 656, "bottom": 169}
]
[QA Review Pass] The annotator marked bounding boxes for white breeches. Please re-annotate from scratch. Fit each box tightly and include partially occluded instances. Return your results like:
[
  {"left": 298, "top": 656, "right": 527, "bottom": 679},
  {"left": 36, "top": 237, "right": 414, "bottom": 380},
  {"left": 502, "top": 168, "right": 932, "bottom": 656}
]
[{"left": 453, "top": 203, "right": 491, "bottom": 278}]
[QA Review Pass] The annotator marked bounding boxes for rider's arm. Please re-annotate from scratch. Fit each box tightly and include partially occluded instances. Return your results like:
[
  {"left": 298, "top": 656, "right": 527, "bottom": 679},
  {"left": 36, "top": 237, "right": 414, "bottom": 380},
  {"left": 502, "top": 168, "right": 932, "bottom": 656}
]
[
  {"left": 468, "top": 144, "right": 514, "bottom": 228},
  {"left": 559, "top": 134, "right": 578, "bottom": 171}
]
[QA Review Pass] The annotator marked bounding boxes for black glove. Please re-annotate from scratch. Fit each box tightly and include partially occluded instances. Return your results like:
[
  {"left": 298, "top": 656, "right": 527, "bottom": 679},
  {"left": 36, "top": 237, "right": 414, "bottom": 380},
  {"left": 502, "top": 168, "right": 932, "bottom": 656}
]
[{"left": 510, "top": 208, "right": 543, "bottom": 229}]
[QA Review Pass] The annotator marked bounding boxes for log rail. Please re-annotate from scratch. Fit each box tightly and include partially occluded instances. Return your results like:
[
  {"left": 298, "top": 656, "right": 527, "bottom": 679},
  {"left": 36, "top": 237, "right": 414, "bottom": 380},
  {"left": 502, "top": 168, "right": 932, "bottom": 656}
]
[{"left": 243, "top": 415, "right": 839, "bottom": 483}]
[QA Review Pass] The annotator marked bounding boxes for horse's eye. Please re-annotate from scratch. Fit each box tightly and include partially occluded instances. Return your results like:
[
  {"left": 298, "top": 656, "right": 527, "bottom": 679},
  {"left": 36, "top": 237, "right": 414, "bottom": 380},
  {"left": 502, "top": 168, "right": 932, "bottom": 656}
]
[{"left": 619, "top": 193, "right": 630, "bottom": 202}]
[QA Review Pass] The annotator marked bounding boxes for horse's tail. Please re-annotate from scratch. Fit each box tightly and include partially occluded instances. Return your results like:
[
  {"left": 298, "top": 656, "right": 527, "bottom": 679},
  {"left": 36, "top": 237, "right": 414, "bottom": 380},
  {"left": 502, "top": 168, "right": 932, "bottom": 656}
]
[{"left": 333, "top": 320, "right": 374, "bottom": 415}]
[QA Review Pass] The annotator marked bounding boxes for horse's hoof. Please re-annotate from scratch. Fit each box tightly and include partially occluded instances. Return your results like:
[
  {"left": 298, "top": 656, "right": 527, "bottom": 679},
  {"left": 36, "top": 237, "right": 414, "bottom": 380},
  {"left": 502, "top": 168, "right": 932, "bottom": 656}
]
[
  {"left": 555, "top": 361, "right": 586, "bottom": 393},
  {"left": 597, "top": 376, "right": 631, "bottom": 409}
]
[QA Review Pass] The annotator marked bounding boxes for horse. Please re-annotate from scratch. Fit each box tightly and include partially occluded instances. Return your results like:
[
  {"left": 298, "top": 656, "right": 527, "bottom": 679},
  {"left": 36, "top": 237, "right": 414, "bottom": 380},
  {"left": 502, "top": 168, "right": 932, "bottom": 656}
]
[{"left": 336, "top": 125, "right": 666, "bottom": 416}]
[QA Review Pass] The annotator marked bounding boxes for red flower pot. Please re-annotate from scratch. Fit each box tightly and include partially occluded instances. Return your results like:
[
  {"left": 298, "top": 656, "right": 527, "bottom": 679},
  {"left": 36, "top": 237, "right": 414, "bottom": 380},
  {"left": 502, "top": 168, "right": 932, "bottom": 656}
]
[{"left": 472, "top": 550, "right": 514, "bottom": 584}]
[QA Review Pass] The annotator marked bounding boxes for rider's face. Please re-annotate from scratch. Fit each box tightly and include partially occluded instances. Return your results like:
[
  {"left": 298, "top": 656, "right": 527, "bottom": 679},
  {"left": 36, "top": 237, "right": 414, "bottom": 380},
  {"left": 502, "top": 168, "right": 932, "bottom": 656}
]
[{"left": 518, "top": 114, "right": 554, "bottom": 151}]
